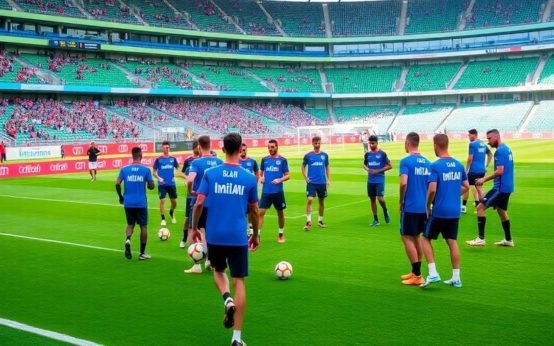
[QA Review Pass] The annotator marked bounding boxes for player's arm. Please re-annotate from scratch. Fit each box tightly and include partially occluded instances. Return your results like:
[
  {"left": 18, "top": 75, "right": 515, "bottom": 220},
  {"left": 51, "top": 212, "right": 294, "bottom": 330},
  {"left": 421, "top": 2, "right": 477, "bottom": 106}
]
[
  {"left": 485, "top": 150, "right": 493, "bottom": 169},
  {"left": 466, "top": 154, "right": 474, "bottom": 172},
  {"left": 325, "top": 164, "right": 331, "bottom": 186},
  {"left": 399, "top": 174, "right": 408, "bottom": 212},
  {"left": 190, "top": 193, "right": 205, "bottom": 242},
  {"left": 248, "top": 201, "right": 260, "bottom": 250},
  {"left": 477, "top": 165, "right": 504, "bottom": 186},
  {"left": 301, "top": 163, "right": 308, "bottom": 183},
  {"left": 381, "top": 159, "right": 392, "bottom": 173},
  {"left": 115, "top": 178, "right": 124, "bottom": 204},
  {"left": 426, "top": 181, "right": 437, "bottom": 218},
  {"left": 281, "top": 171, "right": 290, "bottom": 183}
]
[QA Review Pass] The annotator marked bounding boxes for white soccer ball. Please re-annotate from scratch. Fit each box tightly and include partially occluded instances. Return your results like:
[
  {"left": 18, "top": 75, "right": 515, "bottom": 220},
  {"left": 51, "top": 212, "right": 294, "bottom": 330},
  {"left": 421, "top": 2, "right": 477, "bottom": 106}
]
[
  {"left": 275, "top": 261, "right": 293, "bottom": 280},
  {"left": 187, "top": 243, "right": 207, "bottom": 263},
  {"left": 158, "top": 228, "right": 170, "bottom": 241}
]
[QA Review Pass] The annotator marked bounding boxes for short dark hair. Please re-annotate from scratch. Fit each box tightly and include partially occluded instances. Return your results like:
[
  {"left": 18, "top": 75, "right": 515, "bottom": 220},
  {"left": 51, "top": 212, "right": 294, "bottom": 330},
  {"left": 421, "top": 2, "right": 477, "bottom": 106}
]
[
  {"left": 198, "top": 135, "right": 211, "bottom": 150},
  {"left": 191, "top": 140, "right": 199, "bottom": 150},
  {"left": 268, "top": 139, "right": 278, "bottom": 147},
  {"left": 433, "top": 133, "right": 449, "bottom": 150},
  {"left": 162, "top": 140, "right": 170, "bottom": 146},
  {"left": 486, "top": 129, "right": 499, "bottom": 135},
  {"left": 468, "top": 129, "right": 478, "bottom": 135},
  {"left": 223, "top": 133, "right": 242, "bottom": 155},
  {"left": 369, "top": 135, "right": 378, "bottom": 142},
  {"left": 131, "top": 147, "right": 142, "bottom": 160},
  {"left": 312, "top": 135, "right": 321, "bottom": 142},
  {"left": 406, "top": 132, "right": 420, "bottom": 147}
]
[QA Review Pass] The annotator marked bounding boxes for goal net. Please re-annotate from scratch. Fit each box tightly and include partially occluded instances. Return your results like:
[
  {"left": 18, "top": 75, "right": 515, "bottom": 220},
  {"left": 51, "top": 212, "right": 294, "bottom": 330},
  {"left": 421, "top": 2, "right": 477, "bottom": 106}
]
[{"left": 295, "top": 124, "right": 363, "bottom": 153}]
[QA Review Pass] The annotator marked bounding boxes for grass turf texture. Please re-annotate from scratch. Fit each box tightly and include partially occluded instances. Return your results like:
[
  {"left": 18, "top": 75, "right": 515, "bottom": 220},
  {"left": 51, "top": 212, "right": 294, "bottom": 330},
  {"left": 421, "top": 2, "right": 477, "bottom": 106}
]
[{"left": 0, "top": 140, "right": 553, "bottom": 345}]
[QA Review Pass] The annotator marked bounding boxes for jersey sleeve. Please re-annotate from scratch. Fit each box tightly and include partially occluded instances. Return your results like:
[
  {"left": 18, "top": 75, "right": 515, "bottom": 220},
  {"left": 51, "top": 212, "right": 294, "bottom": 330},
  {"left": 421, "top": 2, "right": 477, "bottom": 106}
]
[
  {"left": 383, "top": 151, "right": 390, "bottom": 164},
  {"left": 197, "top": 171, "right": 209, "bottom": 196},
  {"left": 363, "top": 153, "right": 368, "bottom": 166},
  {"left": 399, "top": 158, "right": 409, "bottom": 176},
  {"left": 173, "top": 157, "right": 179, "bottom": 169},
  {"left": 117, "top": 168, "right": 125, "bottom": 181},
  {"left": 189, "top": 160, "right": 199, "bottom": 173},
  {"left": 468, "top": 143, "right": 474, "bottom": 156},
  {"left": 495, "top": 148, "right": 509, "bottom": 166},
  {"left": 282, "top": 158, "right": 289, "bottom": 173},
  {"left": 153, "top": 158, "right": 159, "bottom": 170},
  {"left": 428, "top": 163, "right": 438, "bottom": 183},
  {"left": 260, "top": 157, "right": 265, "bottom": 171},
  {"left": 248, "top": 177, "right": 259, "bottom": 203},
  {"left": 302, "top": 154, "right": 309, "bottom": 166},
  {"left": 324, "top": 153, "right": 329, "bottom": 166},
  {"left": 252, "top": 159, "right": 259, "bottom": 172},
  {"left": 145, "top": 167, "right": 154, "bottom": 183}
]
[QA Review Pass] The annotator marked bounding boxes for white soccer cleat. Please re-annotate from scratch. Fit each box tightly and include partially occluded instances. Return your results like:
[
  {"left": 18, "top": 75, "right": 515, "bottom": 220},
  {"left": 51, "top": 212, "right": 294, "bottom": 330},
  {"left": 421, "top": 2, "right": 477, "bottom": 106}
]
[
  {"left": 494, "top": 239, "right": 514, "bottom": 247},
  {"left": 184, "top": 265, "right": 202, "bottom": 274},
  {"left": 160, "top": 220, "right": 167, "bottom": 226},
  {"left": 466, "top": 237, "right": 486, "bottom": 246},
  {"left": 171, "top": 216, "right": 176, "bottom": 224},
  {"left": 138, "top": 253, "right": 151, "bottom": 261},
  {"left": 179, "top": 241, "right": 187, "bottom": 248}
]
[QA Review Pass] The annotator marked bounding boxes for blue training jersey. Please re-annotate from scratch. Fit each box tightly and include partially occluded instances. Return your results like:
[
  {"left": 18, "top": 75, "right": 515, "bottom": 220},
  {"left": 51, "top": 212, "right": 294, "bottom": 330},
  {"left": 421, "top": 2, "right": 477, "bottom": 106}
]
[
  {"left": 153, "top": 156, "right": 179, "bottom": 186},
  {"left": 197, "top": 163, "right": 259, "bottom": 246},
  {"left": 468, "top": 140, "right": 491, "bottom": 174},
  {"left": 303, "top": 151, "right": 329, "bottom": 184},
  {"left": 239, "top": 157, "right": 259, "bottom": 174},
  {"left": 118, "top": 164, "right": 153, "bottom": 208},
  {"left": 493, "top": 143, "right": 514, "bottom": 193},
  {"left": 260, "top": 155, "right": 289, "bottom": 194},
  {"left": 190, "top": 156, "right": 224, "bottom": 193},
  {"left": 181, "top": 155, "right": 197, "bottom": 175},
  {"left": 429, "top": 157, "right": 468, "bottom": 219},
  {"left": 399, "top": 153, "right": 431, "bottom": 213},
  {"left": 364, "top": 149, "right": 390, "bottom": 184}
]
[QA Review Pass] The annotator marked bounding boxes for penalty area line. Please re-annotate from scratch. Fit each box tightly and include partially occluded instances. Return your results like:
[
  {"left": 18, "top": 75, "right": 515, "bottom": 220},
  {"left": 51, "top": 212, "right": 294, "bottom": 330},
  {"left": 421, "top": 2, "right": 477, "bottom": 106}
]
[
  {"left": 0, "top": 233, "right": 122, "bottom": 253},
  {"left": 0, "top": 317, "right": 103, "bottom": 346}
]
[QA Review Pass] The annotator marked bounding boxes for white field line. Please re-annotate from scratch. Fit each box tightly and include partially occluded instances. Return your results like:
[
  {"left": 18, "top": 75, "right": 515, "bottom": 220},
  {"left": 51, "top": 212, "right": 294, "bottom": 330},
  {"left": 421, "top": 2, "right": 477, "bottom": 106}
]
[
  {"left": 0, "top": 232, "right": 121, "bottom": 253},
  {"left": 0, "top": 317, "right": 103, "bottom": 346}
]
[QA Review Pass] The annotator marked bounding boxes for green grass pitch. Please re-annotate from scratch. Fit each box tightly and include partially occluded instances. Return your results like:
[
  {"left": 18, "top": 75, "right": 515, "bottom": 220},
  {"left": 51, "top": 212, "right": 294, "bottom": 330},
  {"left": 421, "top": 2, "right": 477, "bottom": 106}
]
[{"left": 1, "top": 139, "right": 553, "bottom": 345}]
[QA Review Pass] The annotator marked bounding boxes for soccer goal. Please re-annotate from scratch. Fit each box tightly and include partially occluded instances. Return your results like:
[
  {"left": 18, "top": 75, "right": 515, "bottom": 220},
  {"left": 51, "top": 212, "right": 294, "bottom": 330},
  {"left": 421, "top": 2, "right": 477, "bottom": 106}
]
[{"left": 296, "top": 124, "right": 363, "bottom": 153}]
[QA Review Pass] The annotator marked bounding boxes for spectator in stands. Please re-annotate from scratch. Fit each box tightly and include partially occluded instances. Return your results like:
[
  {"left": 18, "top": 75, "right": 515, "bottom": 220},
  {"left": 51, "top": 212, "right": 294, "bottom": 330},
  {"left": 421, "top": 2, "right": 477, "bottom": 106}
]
[{"left": 0, "top": 141, "right": 6, "bottom": 163}]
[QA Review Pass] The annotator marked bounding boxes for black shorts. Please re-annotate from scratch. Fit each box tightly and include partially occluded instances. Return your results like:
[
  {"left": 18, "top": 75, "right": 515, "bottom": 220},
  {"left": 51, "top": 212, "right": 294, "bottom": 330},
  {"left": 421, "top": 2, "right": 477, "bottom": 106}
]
[
  {"left": 483, "top": 189, "right": 511, "bottom": 211},
  {"left": 158, "top": 185, "right": 177, "bottom": 199},
  {"left": 424, "top": 216, "right": 459, "bottom": 240},
  {"left": 185, "top": 196, "right": 193, "bottom": 218},
  {"left": 400, "top": 212, "right": 427, "bottom": 236},
  {"left": 207, "top": 244, "right": 249, "bottom": 278},
  {"left": 367, "top": 182, "right": 385, "bottom": 197},
  {"left": 467, "top": 172, "right": 485, "bottom": 186},
  {"left": 306, "top": 183, "right": 327, "bottom": 199},
  {"left": 188, "top": 204, "right": 208, "bottom": 229},
  {"left": 124, "top": 207, "right": 148, "bottom": 226},
  {"left": 259, "top": 191, "right": 286, "bottom": 210}
]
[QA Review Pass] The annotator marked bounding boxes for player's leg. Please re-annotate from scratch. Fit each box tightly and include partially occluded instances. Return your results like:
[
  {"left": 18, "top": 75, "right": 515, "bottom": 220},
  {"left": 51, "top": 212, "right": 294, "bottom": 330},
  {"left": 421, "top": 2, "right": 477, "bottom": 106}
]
[
  {"left": 169, "top": 187, "right": 178, "bottom": 224},
  {"left": 276, "top": 192, "right": 286, "bottom": 243},
  {"left": 467, "top": 189, "right": 496, "bottom": 246},
  {"left": 305, "top": 196, "right": 314, "bottom": 231},
  {"left": 400, "top": 213, "right": 424, "bottom": 285},
  {"left": 420, "top": 217, "right": 441, "bottom": 287},
  {"left": 317, "top": 185, "right": 327, "bottom": 228},
  {"left": 159, "top": 186, "right": 167, "bottom": 225},
  {"left": 227, "top": 246, "right": 248, "bottom": 344},
  {"left": 494, "top": 202, "right": 514, "bottom": 246},
  {"left": 377, "top": 183, "right": 390, "bottom": 223},
  {"left": 257, "top": 193, "right": 271, "bottom": 235},
  {"left": 444, "top": 218, "right": 462, "bottom": 287},
  {"left": 124, "top": 208, "right": 136, "bottom": 260},
  {"left": 462, "top": 187, "right": 469, "bottom": 213}
]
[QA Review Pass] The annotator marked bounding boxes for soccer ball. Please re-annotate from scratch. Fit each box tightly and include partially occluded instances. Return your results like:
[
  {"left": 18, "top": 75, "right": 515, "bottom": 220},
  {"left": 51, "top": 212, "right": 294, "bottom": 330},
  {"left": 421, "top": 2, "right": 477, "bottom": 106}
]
[
  {"left": 158, "top": 228, "right": 170, "bottom": 241},
  {"left": 275, "top": 261, "right": 293, "bottom": 280},
  {"left": 187, "top": 243, "right": 207, "bottom": 263}
]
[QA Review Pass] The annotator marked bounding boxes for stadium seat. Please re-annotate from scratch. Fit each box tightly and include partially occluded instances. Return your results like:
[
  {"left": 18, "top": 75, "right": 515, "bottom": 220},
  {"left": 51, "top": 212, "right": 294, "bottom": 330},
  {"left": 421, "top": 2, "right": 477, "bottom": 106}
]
[
  {"left": 445, "top": 101, "right": 533, "bottom": 132},
  {"left": 403, "top": 63, "right": 461, "bottom": 91},
  {"left": 328, "top": 1, "right": 400, "bottom": 37},
  {"left": 262, "top": 1, "right": 325, "bottom": 37},
  {"left": 524, "top": 101, "right": 554, "bottom": 132},
  {"left": 454, "top": 58, "right": 538, "bottom": 89},
  {"left": 326, "top": 66, "right": 402, "bottom": 93},
  {"left": 393, "top": 104, "right": 454, "bottom": 133},
  {"left": 405, "top": 0, "right": 466, "bottom": 34}
]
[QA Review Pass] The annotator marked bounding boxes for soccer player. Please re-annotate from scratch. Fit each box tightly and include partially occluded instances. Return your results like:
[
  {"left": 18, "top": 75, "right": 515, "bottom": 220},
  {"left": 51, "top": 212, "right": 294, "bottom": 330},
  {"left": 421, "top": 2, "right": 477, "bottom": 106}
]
[
  {"left": 0, "top": 141, "right": 6, "bottom": 163},
  {"left": 87, "top": 141, "right": 101, "bottom": 181},
  {"left": 301, "top": 136, "right": 330, "bottom": 230},
  {"left": 185, "top": 135, "right": 224, "bottom": 273},
  {"left": 361, "top": 131, "right": 369, "bottom": 153},
  {"left": 466, "top": 129, "right": 515, "bottom": 247},
  {"left": 115, "top": 147, "right": 155, "bottom": 261},
  {"left": 462, "top": 129, "right": 492, "bottom": 214},
  {"left": 153, "top": 141, "right": 180, "bottom": 226},
  {"left": 259, "top": 139, "right": 290, "bottom": 243},
  {"left": 420, "top": 134, "right": 469, "bottom": 288},
  {"left": 179, "top": 140, "right": 200, "bottom": 248},
  {"left": 399, "top": 132, "right": 431, "bottom": 285},
  {"left": 239, "top": 143, "right": 259, "bottom": 233},
  {"left": 190, "top": 133, "right": 259, "bottom": 346},
  {"left": 363, "top": 135, "right": 392, "bottom": 226}
]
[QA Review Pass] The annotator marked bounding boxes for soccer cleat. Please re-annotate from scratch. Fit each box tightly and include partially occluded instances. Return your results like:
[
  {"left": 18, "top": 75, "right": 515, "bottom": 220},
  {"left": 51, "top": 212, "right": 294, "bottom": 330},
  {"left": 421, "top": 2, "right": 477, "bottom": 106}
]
[
  {"left": 317, "top": 220, "right": 326, "bottom": 228},
  {"left": 223, "top": 301, "right": 236, "bottom": 329},
  {"left": 384, "top": 213, "right": 390, "bottom": 223},
  {"left": 171, "top": 216, "right": 176, "bottom": 224},
  {"left": 402, "top": 275, "right": 424, "bottom": 285},
  {"left": 303, "top": 221, "right": 312, "bottom": 231},
  {"left": 124, "top": 240, "right": 132, "bottom": 260},
  {"left": 278, "top": 234, "right": 285, "bottom": 243},
  {"left": 160, "top": 219, "right": 167, "bottom": 226},
  {"left": 401, "top": 272, "right": 414, "bottom": 280},
  {"left": 419, "top": 275, "right": 441, "bottom": 288},
  {"left": 369, "top": 220, "right": 380, "bottom": 227},
  {"left": 138, "top": 253, "right": 151, "bottom": 261},
  {"left": 231, "top": 340, "right": 247, "bottom": 346},
  {"left": 444, "top": 279, "right": 463, "bottom": 288},
  {"left": 494, "top": 239, "right": 514, "bottom": 247},
  {"left": 179, "top": 241, "right": 187, "bottom": 248},
  {"left": 184, "top": 266, "right": 202, "bottom": 274},
  {"left": 465, "top": 237, "right": 486, "bottom": 246}
]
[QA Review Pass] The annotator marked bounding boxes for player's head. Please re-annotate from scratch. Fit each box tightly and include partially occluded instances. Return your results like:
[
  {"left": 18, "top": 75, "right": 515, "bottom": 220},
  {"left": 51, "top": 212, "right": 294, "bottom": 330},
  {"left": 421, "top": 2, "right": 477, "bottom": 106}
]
[
  {"left": 312, "top": 136, "right": 321, "bottom": 151},
  {"left": 405, "top": 132, "right": 420, "bottom": 152},
  {"left": 198, "top": 135, "right": 211, "bottom": 154},
  {"left": 131, "top": 147, "right": 143, "bottom": 161},
  {"left": 468, "top": 129, "right": 478, "bottom": 142},
  {"left": 240, "top": 143, "right": 248, "bottom": 158},
  {"left": 192, "top": 140, "right": 199, "bottom": 157},
  {"left": 222, "top": 133, "right": 242, "bottom": 156},
  {"left": 369, "top": 135, "right": 378, "bottom": 151},
  {"left": 162, "top": 140, "right": 170, "bottom": 155},
  {"left": 433, "top": 133, "right": 449, "bottom": 157},
  {"left": 486, "top": 129, "right": 501, "bottom": 148},
  {"left": 90, "top": 141, "right": 96, "bottom": 148},
  {"left": 268, "top": 139, "right": 278, "bottom": 156}
]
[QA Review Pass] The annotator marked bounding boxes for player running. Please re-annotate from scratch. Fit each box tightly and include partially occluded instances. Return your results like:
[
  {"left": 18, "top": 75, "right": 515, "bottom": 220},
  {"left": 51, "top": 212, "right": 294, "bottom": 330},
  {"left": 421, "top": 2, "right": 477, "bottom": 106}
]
[
  {"left": 466, "top": 129, "right": 515, "bottom": 247},
  {"left": 179, "top": 140, "right": 200, "bottom": 248},
  {"left": 153, "top": 141, "right": 180, "bottom": 226},
  {"left": 301, "top": 136, "right": 330, "bottom": 230},
  {"left": 258, "top": 139, "right": 290, "bottom": 243},
  {"left": 363, "top": 135, "right": 392, "bottom": 226},
  {"left": 462, "top": 129, "right": 492, "bottom": 214}
]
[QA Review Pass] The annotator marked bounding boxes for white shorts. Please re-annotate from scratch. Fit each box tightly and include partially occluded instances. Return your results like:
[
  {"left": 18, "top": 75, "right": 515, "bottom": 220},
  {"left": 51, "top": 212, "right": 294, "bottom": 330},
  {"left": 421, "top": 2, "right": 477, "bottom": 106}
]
[{"left": 88, "top": 161, "right": 98, "bottom": 170}]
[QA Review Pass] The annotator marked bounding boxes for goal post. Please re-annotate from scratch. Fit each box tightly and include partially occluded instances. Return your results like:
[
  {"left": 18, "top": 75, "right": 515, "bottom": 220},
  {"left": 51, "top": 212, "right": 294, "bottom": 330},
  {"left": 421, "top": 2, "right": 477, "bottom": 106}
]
[{"left": 296, "top": 124, "right": 359, "bottom": 153}]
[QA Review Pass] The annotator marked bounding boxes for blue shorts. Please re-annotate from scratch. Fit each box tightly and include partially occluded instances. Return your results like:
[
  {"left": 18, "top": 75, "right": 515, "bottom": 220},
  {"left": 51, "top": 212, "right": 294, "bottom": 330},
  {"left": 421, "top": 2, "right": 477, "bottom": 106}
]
[
  {"left": 467, "top": 172, "right": 485, "bottom": 186},
  {"left": 400, "top": 212, "right": 427, "bottom": 236},
  {"left": 306, "top": 183, "right": 327, "bottom": 199},
  {"left": 124, "top": 207, "right": 148, "bottom": 226},
  {"left": 158, "top": 185, "right": 177, "bottom": 199},
  {"left": 259, "top": 191, "right": 286, "bottom": 210},
  {"left": 187, "top": 202, "right": 208, "bottom": 229},
  {"left": 367, "top": 182, "right": 385, "bottom": 197},
  {"left": 185, "top": 196, "right": 193, "bottom": 217},
  {"left": 483, "top": 189, "right": 511, "bottom": 211},
  {"left": 207, "top": 244, "right": 249, "bottom": 278},
  {"left": 424, "top": 216, "right": 459, "bottom": 240}
]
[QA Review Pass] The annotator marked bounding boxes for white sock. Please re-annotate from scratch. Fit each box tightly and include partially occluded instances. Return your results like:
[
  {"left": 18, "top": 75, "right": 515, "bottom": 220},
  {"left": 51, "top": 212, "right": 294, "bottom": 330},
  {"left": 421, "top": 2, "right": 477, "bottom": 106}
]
[
  {"left": 278, "top": 228, "right": 284, "bottom": 235},
  {"left": 452, "top": 268, "right": 460, "bottom": 281},
  {"left": 428, "top": 263, "right": 438, "bottom": 277},
  {"left": 232, "top": 330, "right": 241, "bottom": 342},
  {"left": 224, "top": 297, "right": 234, "bottom": 307},
  {"left": 318, "top": 215, "right": 323, "bottom": 222},
  {"left": 306, "top": 214, "right": 312, "bottom": 222}
]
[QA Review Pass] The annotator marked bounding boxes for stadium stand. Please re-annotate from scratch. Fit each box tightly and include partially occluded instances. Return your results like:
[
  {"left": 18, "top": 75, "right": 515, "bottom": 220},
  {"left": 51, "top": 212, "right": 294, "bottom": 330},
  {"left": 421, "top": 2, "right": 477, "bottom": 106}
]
[
  {"left": 538, "top": 55, "right": 554, "bottom": 84},
  {"left": 454, "top": 57, "right": 538, "bottom": 89},
  {"left": 328, "top": 1, "right": 401, "bottom": 37},
  {"left": 525, "top": 101, "right": 554, "bottom": 131},
  {"left": 247, "top": 103, "right": 330, "bottom": 127},
  {"left": 185, "top": 64, "right": 268, "bottom": 92},
  {"left": 393, "top": 104, "right": 454, "bottom": 134},
  {"left": 131, "top": 0, "right": 192, "bottom": 29},
  {"left": 215, "top": 0, "right": 279, "bottom": 36},
  {"left": 465, "top": 0, "right": 543, "bottom": 29},
  {"left": 445, "top": 101, "right": 533, "bottom": 132},
  {"left": 403, "top": 62, "right": 461, "bottom": 91},
  {"left": 262, "top": 1, "right": 325, "bottom": 37},
  {"left": 405, "top": 0, "right": 467, "bottom": 34},
  {"left": 0, "top": 53, "right": 40, "bottom": 84},
  {"left": 16, "top": 0, "right": 85, "bottom": 18},
  {"left": 305, "top": 108, "right": 330, "bottom": 122},
  {"left": 0, "top": 0, "right": 12, "bottom": 9},
  {"left": 334, "top": 105, "right": 399, "bottom": 135},
  {"left": 249, "top": 66, "right": 323, "bottom": 93},
  {"left": 82, "top": 0, "right": 141, "bottom": 24},
  {"left": 326, "top": 66, "right": 402, "bottom": 93},
  {"left": 117, "top": 59, "right": 202, "bottom": 89},
  {"left": 168, "top": 0, "right": 240, "bottom": 33}
]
